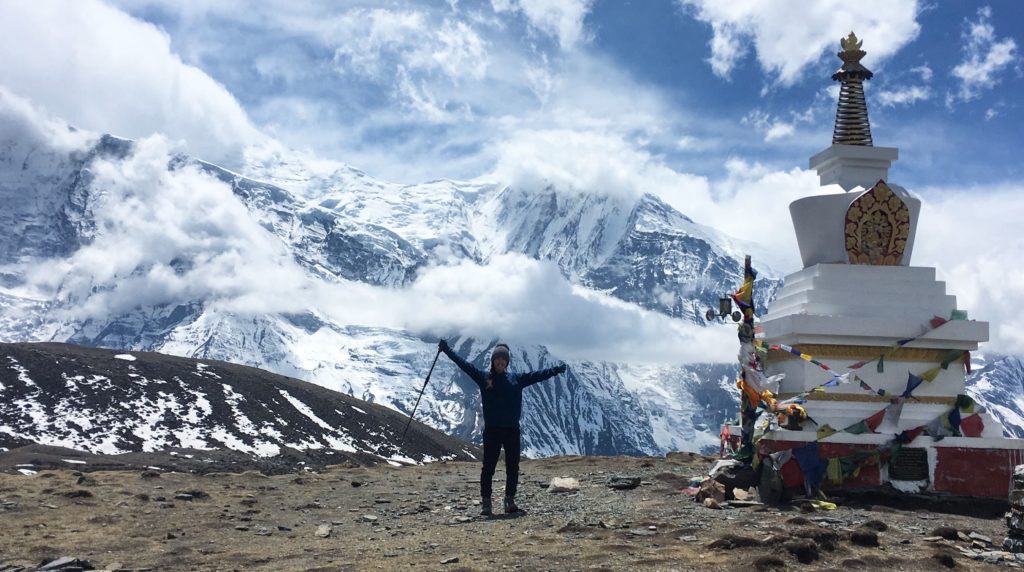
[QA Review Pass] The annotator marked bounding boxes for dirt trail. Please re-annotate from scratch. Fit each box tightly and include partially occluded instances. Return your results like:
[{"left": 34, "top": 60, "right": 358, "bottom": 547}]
[{"left": 0, "top": 454, "right": 1015, "bottom": 571}]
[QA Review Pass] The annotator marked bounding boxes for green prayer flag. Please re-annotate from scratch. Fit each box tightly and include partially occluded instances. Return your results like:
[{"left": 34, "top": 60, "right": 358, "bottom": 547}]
[
  {"left": 843, "top": 420, "right": 870, "bottom": 435},
  {"left": 877, "top": 355, "right": 884, "bottom": 373},
  {"left": 950, "top": 309, "right": 968, "bottom": 320}
]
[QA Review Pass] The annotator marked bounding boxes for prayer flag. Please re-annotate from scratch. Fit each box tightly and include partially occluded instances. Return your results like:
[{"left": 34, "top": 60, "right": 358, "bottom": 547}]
[
  {"left": 919, "top": 366, "right": 942, "bottom": 382},
  {"left": 817, "top": 425, "right": 837, "bottom": 440},
  {"left": 865, "top": 408, "right": 886, "bottom": 432},
  {"left": 960, "top": 414, "right": 984, "bottom": 437},
  {"left": 902, "top": 373, "right": 924, "bottom": 398},
  {"left": 929, "top": 316, "right": 948, "bottom": 329},
  {"left": 843, "top": 420, "right": 870, "bottom": 435}
]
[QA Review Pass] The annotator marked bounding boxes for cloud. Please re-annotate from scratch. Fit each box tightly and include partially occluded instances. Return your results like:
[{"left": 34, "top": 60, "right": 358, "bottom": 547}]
[
  {"left": 948, "top": 7, "right": 1018, "bottom": 105},
  {"left": 399, "top": 254, "right": 739, "bottom": 363},
  {"left": 491, "top": 0, "right": 596, "bottom": 50},
  {"left": 0, "top": 0, "right": 263, "bottom": 167},
  {"left": 678, "top": 0, "right": 922, "bottom": 85},
  {"left": 331, "top": 9, "right": 489, "bottom": 82},
  {"left": 913, "top": 183, "right": 1024, "bottom": 355},
  {"left": 0, "top": 88, "right": 96, "bottom": 155},
  {"left": 877, "top": 85, "right": 931, "bottom": 107},
  {"left": 742, "top": 110, "right": 796, "bottom": 142}
]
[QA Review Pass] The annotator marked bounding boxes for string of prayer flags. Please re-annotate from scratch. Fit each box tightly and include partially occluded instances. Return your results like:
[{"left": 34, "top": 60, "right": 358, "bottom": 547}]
[{"left": 846, "top": 311, "right": 965, "bottom": 370}]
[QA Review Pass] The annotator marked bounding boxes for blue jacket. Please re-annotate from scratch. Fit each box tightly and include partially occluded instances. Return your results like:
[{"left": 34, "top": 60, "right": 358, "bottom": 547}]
[{"left": 442, "top": 347, "right": 563, "bottom": 429}]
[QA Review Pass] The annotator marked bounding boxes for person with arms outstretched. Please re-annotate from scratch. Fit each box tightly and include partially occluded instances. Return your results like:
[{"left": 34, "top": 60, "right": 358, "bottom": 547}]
[{"left": 438, "top": 339, "right": 567, "bottom": 516}]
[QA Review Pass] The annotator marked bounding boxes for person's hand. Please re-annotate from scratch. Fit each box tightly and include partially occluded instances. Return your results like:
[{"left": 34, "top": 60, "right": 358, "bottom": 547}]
[
  {"left": 438, "top": 339, "right": 450, "bottom": 353},
  {"left": 555, "top": 363, "right": 567, "bottom": 375}
]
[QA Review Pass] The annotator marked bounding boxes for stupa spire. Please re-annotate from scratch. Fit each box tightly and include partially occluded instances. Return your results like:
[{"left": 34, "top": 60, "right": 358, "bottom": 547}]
[{"left": 831, "top": 32, "right": 874, "bottom": 146}]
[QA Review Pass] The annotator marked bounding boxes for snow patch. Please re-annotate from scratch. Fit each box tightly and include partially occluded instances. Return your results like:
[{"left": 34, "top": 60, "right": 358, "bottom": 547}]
[{"left": 114, "top": 354, "right": 137, "bottom": 361}]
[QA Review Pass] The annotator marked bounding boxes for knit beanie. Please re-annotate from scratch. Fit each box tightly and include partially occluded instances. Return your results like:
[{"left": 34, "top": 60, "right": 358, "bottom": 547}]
[{"left": 491, "top": 343, "right": 510, "bottom": 362}]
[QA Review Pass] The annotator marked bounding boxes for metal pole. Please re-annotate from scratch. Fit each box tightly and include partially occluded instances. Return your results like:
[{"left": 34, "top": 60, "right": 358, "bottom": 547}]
[{"left": 401, "top": 348, "right": 442, "bottom": 440}]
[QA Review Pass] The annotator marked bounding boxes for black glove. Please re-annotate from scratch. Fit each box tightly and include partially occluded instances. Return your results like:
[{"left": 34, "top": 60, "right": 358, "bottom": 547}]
[
  {"left": 438, "top": 339, "right": 450, "bottom": 353},
  {"left": 555, "top": 363, "right": 567, "bottom": 375}
]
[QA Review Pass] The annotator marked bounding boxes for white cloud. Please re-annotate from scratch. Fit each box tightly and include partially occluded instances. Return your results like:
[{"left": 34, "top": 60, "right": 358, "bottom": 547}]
[
  {"left": 914, "top": 183, "right": 1024, "bottom": 355},
  {"left": 491, "top": 0, "right": 595, "bottom": 50},
  {"left": 948, "top": 7, "right": 1018, "bottom": 104},
  {"left": 911, "top": 64, "right": 933, "bottom": 82},
  {"left": 400, "top": 254, "right": 738, "bottom": 363},
  {"left": 331, "top": 9, "right": 489, "bottom": 82},
  {"left": 679, "top": 0, "right": 921, "bottom": 85},
  {"left": 877, "top": 85, "right": 931, "bottom": 107},
  {"left": 0, "top": 88, "right": 96, "bottom": 154},
  {"left": 0, "top": 0, "right": 263, "bottom": 167},
  {"left": 742, "top": 109, "right": 797, "bottom": 142}
]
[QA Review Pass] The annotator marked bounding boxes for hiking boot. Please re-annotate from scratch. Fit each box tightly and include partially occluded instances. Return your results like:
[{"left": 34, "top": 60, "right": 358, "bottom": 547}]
[
  {"left": 503, "top": 496, "right": 520, "bottom": 514},
  {"left": 480, "top": 497, "right": 492, "bottom": 516}
]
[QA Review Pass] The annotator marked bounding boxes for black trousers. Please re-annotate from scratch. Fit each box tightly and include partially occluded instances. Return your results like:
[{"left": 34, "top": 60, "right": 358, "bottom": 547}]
[{"left": 480, "top": 426, "right": 521, "bottom": 499}]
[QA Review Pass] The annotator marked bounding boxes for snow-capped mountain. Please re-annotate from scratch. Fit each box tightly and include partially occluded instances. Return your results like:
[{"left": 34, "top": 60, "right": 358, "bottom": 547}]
[
  {"left": 14, "top": 92, "right": 1024, "bottom": 461},
  {"left": 967, "top": 354, "right": 1024, "bottom": 437},
  {"left": 0, "top": 93, "right": 789, "bottom": 459},
  {"left": 0, "top": 342, "right": 477, "bottom": 464}
]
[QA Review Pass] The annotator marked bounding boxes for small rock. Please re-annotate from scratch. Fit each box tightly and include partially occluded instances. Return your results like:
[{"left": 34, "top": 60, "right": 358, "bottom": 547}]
[
  {"left": 140, "top": 470, "right": 161, "bottom": 479},
  {"left": 703, "top": 498, "right": 722, "bottom": 510},
  {"left": 607, "top": 476, "right": 641, "bottom": 490},
  {"left": 362, "top": 515, "right": 378, "bottom": 523},
  {"left": 61, "top": 490, "right": 93, "bottom": 499},
  {"left": 234, "top": 525, "right": 250, "bottom": 531},
  {"left": 924, "top": 536, "right": 944, "bottom": 542},
  {"left": 969, "top": 532, "right": 993, "bottom": 545},
  {"left": 629, "top": 528, "right": 655, "bottom": 536},
  {"left": 680, "top": 535, "right": 697, "bottom": 542},
  {"left": 441, "top": 557, "right": 459, "bottom": 564},
  {"left": 174, "top": 494, "right": 194, "bottom": 502},
  {"left": 548, "top": 477, "right": 580, "bottom": 493},
  {"left": 254, "top": 527, "right": 272, "bottom": 536}
]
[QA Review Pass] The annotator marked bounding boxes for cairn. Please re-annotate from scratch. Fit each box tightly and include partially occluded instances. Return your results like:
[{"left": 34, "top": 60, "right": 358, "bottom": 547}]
[{"left": 1004, "top": 465, "right": 1024, "bottom": 552}]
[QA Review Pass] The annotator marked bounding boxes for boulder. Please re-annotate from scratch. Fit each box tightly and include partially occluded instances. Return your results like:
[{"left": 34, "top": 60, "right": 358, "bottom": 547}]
[{"left": 548, "top": 477, "right": 580, "bottom": 493}]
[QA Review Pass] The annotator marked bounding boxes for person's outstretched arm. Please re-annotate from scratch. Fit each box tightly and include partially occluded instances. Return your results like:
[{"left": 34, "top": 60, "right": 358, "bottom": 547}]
[
  {"left": 438, "top": 339, "right": 487, "bottom": 389},
  {"left": 518, "top": 363, "right": 568, "bottom": 389}
]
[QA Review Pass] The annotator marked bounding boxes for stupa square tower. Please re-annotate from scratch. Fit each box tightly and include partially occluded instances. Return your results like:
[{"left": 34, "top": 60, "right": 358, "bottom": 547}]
[{"left": 752, "top": 33, "right": 1024, "bottom": 497}]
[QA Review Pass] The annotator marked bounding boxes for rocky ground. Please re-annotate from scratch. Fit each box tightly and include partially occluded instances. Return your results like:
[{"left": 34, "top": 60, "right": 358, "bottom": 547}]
[{"left": 0, "top": 451, "right": 1019, "bottom": 571}]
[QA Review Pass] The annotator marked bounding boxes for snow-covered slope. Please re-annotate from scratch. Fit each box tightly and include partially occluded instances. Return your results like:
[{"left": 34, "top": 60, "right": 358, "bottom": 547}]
[{"left": 0, "top": 342, "right": 477, "bottom": 464}]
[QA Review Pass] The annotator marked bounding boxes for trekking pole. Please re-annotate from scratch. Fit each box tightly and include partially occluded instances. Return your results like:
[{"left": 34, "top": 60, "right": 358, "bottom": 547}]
[{"left": 401, "top": 347, "right": 442, "bottom": 440}]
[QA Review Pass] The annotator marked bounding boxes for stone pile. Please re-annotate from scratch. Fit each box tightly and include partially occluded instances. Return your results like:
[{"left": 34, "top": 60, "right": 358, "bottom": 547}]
[{"left": 1004, "top": 465, "right": 1024, "bottom": 552}]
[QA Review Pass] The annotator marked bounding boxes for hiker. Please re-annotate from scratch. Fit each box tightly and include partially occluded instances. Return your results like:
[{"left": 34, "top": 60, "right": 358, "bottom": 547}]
[{"left": 438, "top": 339, "right": 567, "bottom": 516}]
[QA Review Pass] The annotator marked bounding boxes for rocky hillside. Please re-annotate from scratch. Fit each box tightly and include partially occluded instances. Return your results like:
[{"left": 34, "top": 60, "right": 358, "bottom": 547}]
[{"left": 0, "top": 342, "right": 477, "bottom": 466}]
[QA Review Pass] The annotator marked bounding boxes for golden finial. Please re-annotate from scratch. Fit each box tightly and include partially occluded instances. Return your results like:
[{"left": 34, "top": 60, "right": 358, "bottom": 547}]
[{"left": 840, "top": 32, "right": 862, "bottom": 54}]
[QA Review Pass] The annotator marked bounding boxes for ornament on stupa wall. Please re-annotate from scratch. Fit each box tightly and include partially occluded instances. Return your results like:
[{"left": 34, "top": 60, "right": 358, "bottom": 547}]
[{"left": 844, "top": 180, "right": 910, "bottom": 265}]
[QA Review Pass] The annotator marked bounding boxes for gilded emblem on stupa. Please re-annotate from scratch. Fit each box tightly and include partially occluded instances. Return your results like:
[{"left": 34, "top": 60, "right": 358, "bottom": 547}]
[{"left": 844, "top": 180, "right": 910, "bottom": 265}]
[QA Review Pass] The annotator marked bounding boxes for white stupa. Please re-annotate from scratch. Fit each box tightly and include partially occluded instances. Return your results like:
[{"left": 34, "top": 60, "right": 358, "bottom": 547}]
[{"left": 755, "top": 33, "right": 1024, "bottom": 497}]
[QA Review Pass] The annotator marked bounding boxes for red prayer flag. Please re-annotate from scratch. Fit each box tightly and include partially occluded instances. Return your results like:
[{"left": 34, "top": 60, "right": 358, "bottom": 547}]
[
  {"left": 929, "top": 316, "right": 948, "bottom": 329},
  {"left": 960, "top": 413, "right": 984, "bottom": 437},
  {"left": 865, "top": 408, "right": 886, "bottom": 432}
]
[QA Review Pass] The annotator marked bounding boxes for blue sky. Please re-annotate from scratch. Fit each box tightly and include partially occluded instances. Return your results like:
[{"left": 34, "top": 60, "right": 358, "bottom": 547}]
[
  {"left": 1, "top": 1, "right": 1024, "bottom": 356},
  {"left": 96, "top": 0, "right": 1024, "bottom": 188}
]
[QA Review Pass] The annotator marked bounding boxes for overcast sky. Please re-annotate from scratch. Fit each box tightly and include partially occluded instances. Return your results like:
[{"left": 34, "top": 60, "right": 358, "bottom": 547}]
[{"left": 1, "top": 0, "right": 1022, "bottom": 359}]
